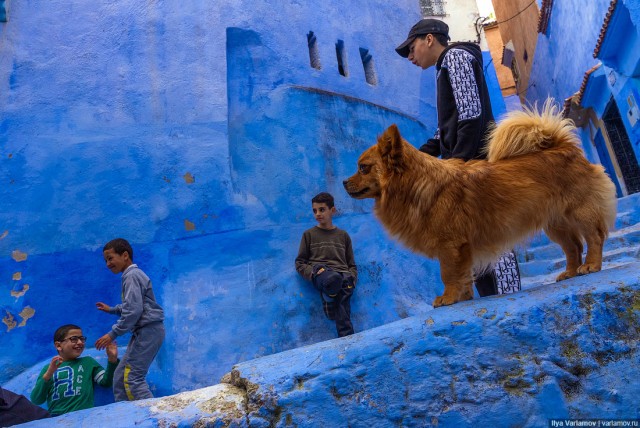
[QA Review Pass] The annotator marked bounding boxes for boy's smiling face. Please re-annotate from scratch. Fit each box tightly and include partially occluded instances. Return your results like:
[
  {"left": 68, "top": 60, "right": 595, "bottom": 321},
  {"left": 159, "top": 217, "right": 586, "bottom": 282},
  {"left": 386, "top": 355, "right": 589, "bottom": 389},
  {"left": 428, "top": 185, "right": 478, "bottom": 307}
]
[
  {"left": 312, "top": 202, "right": 336, "bottom": 229},
  {"left": 55, "top": 328, "right": 86, "bottom": 361},
  {"left": 103, "top": 248, "right": 131, "bottom": 274}
]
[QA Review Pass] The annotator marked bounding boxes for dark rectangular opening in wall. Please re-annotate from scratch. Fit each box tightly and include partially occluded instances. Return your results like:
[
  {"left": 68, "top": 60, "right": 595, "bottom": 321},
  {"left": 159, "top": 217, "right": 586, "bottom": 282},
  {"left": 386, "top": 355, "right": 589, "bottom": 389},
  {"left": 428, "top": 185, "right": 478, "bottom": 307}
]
[
  {"left": 359, "top": 48, "right": 377, "bottom": 85},
  {"left": 336, "top": 40, "right": 348, "bottom": 77},
  {"left": 307, "top": 31, "right": 321, "bottom": 70}
]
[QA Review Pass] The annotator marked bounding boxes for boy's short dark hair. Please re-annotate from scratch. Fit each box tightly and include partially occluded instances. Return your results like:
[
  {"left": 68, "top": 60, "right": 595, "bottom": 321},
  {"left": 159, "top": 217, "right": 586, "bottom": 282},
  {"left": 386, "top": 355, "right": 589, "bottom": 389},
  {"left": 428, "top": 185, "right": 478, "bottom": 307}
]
[
  {"left": 416, "top": 33, "right": 449, "bottom": 47},
  {"left": 54, "top": 324, "right": 82, "bottom": 342},
  {"left": 103, "top": 238, "right": 134, "bottom": 261},
  {"left": 312, "top": 192, "right": 334, "bottom": 208}
]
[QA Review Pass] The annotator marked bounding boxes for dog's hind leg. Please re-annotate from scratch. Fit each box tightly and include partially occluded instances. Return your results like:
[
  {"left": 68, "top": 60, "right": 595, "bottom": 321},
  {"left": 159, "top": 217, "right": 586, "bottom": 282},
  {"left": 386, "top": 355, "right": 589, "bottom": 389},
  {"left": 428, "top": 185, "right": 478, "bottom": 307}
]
[
  {"left": 544, "top": 225, "right": 583, "bottom": 281},
  {"left": 577, "top": 221, "right": 607, "bottom": 275},
  {"left": 433, "top": 244, "right": 474, "bottom": 308}
]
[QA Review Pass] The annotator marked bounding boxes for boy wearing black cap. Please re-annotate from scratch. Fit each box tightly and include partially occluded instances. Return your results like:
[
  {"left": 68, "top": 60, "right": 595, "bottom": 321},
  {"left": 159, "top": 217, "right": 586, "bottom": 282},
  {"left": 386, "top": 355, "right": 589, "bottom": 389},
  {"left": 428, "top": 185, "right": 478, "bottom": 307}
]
[
  {"left": 396, "top": 18, "right": 495, "bottom": 161},
  {"left": 396, "top": 18, "right": 511, "bottom": 297},
  {"left": 295, "top": 192, "right": 358, "bottom": 337}
]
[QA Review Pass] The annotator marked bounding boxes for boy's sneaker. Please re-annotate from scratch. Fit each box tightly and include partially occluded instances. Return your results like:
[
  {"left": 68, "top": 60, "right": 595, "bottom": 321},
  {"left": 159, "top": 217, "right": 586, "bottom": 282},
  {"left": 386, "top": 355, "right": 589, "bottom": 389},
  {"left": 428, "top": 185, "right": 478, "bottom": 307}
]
[{"left": 323, "top": 300, "right": 336, "bottom": 320}]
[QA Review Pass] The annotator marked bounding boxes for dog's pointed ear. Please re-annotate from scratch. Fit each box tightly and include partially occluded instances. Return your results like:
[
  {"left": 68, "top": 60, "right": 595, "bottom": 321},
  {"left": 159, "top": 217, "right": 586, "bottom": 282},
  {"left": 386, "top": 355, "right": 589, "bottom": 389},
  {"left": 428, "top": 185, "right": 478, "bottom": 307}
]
[{"left": 377, "top": 124, "right": 404, "bottom": 172}]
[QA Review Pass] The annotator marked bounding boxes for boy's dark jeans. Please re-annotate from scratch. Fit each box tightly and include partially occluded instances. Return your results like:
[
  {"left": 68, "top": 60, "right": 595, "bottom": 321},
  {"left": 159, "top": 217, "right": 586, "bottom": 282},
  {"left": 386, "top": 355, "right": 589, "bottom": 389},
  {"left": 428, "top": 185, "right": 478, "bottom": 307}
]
[
  {"left": 312, "top": 266, "right": 355, "bottom": 337},
  {"left": 475, "top": 271, "right": 498, "bottom": 297}
]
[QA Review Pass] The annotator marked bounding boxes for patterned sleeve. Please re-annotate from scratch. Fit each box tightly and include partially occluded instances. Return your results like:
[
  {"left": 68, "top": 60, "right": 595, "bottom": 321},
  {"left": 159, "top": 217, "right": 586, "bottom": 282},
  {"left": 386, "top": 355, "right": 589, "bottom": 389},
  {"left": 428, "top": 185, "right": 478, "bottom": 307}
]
[{"left": 441, "top": 49, "right": 481, "bottom": 121}]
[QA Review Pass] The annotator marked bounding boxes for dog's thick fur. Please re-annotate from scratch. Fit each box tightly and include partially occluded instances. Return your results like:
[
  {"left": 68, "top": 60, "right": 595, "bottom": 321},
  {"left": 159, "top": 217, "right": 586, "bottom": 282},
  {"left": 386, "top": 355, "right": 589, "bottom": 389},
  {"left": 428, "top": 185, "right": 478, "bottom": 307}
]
[{"left": 343, "top": 103, "right": 617, "bottom": 307}]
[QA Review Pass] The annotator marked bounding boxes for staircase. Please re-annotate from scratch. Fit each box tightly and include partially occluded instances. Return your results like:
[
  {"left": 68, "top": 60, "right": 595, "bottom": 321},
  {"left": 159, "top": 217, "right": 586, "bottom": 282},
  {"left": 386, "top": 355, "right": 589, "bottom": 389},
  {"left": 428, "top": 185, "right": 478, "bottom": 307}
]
[{"left": 517, "top": 192, "right": 640, "bottom": 288}]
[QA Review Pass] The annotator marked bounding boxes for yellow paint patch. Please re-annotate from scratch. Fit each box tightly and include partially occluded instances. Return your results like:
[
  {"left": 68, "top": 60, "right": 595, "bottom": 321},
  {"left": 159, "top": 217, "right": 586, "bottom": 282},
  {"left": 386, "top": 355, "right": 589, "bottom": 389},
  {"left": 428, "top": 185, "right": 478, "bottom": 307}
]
[
  {"left": 12, "top": 250, "right": 27, "bottom": 262},
  {"left": 2, "top": 311, "right": 16, "bottom": 332},
  {"left": 12, "top": 272, "right": 21, "bottom": 281},
  {"left": 184, "top": 220, "right": 196, "bottom": 231},
  {"left": 18, "top": 306, "right": 35, "bottom": 327},
  {"left": 0, "top": 230, "right": 8, "bottom": 240},
  {"left": 11, "top": 284, "right": 29, "bottom": 299},
  {"left": 183, "top": 172, "right": 195, "bottom": 184}
]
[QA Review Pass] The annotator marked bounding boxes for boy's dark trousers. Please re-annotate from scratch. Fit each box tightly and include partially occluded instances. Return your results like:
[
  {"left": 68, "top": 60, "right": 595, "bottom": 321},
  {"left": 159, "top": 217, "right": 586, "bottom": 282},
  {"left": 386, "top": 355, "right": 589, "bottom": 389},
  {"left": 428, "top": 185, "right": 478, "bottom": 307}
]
[
  {"left": 0, "top": 387, "right": 50, "bottom": 425},
  {"left": 312, "top": 267, "right": 355, "bottom": 337},
  {"left": 475, "top": 251, "right": 521, "bottom": 296}
]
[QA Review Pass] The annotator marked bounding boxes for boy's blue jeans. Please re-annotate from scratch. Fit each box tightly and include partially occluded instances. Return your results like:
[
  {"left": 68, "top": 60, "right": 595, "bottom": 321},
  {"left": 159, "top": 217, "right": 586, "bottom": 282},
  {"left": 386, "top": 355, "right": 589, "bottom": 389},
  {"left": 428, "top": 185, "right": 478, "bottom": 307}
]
[{"left": 312, "top": 265, "right": 355, "bottom": 337}]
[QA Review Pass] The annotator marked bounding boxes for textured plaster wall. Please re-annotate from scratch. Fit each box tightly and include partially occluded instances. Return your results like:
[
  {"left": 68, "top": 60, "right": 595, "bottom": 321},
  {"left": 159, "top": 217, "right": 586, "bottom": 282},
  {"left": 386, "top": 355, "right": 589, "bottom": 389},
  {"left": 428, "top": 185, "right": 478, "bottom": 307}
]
[
  {"left": 526, "top": 0, "right": 612, "bottom": 106},
  {"left": 0, "top": 0, "right": 488, "bottom": 399},
  {"left": 527, "top": 0, "right": 640, "bottom": 195}
]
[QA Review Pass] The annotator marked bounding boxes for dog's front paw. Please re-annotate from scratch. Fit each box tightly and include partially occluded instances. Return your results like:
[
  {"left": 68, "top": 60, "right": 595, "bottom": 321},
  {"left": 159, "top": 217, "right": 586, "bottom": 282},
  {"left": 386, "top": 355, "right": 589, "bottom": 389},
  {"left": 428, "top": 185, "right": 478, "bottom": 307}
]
[
  {"left": 555, "top": 270, "right": 577, "bottom": 281},
  {"left": 433, "top": 295, "right": 456, "bottom": 308},
  {"left": 577, "top": 263, "right": 601, "bottom": 275}
]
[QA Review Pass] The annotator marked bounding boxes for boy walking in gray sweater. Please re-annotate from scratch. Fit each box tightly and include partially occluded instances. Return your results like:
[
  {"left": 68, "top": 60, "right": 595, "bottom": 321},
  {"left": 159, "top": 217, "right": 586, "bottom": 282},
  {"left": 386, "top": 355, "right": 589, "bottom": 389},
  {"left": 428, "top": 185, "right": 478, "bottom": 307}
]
[
  {"left": 95, "top": 238, "right": 165, "bottom": 401},
  {"left": 295, "top": 192, "right": 358, "bottom": 337}
]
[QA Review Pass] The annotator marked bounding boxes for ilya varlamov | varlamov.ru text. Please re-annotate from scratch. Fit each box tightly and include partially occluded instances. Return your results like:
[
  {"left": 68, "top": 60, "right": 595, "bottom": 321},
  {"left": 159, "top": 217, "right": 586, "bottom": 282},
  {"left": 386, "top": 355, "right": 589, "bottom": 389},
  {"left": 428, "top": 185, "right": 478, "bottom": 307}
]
[{"left": 549, "top": 420, "right": 639, "bottom": 427}]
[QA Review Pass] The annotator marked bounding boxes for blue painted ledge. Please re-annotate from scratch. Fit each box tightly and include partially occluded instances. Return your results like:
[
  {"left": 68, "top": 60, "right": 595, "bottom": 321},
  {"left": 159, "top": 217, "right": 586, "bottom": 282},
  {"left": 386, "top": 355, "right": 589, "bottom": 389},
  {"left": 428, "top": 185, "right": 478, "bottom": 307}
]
[{"left": 17, "top": 262, "right": 640, "bottom": 427}]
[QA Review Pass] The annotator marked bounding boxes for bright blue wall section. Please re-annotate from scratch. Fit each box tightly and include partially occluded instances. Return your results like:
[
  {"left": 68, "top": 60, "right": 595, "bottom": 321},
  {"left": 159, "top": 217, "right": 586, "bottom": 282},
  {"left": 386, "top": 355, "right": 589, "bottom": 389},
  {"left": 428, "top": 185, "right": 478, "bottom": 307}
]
[
  {"left": 526, "top": 0, "right": 612, "bottom": 105},
  {"left": 2, "top": 0, "right": 506, "bottom": 400}
]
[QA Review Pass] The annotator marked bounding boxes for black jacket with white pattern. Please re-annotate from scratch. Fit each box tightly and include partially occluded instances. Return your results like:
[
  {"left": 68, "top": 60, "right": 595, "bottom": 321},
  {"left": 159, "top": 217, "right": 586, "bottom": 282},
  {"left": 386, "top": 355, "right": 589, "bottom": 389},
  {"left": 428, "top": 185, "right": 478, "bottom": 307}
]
[{"left": 419, "top": 42, "right": 495, "bottom": 161}]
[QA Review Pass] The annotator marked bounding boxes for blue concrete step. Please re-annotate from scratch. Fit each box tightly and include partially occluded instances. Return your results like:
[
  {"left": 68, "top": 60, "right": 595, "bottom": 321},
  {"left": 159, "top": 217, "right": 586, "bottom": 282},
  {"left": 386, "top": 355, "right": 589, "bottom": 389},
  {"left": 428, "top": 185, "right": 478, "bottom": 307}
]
[
  {"left": 518, "top": 222, "right": 640, "bottom": 264},
  {"left": 519, "top": 245, "right": 640, "bottom": 284},
  {"left": 517, "top": 193, "right": 640, "bottom": 258}
]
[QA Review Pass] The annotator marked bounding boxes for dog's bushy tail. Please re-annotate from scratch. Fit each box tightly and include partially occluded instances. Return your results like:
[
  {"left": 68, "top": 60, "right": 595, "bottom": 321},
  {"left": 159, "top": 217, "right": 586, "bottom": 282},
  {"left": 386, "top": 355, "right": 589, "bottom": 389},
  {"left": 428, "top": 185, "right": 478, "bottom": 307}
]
[{"left": 486, "top": 99, "right": 580, "bottom": 162}]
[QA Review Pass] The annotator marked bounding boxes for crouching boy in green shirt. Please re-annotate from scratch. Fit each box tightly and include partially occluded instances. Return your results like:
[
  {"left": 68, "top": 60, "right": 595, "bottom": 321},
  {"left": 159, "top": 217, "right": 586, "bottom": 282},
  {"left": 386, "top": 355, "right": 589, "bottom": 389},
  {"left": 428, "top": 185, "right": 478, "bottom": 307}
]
[{"left": 31, "top": 324, "right": 118, "bottom": 416}]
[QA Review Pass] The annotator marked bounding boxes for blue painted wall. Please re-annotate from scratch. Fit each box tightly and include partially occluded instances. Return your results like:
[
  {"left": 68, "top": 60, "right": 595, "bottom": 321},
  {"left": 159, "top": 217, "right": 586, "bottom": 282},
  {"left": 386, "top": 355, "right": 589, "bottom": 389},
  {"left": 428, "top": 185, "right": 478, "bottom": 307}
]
[
  {"left": 0, "top": 0, "right": 510, "bottom": 410},
  {"left": 0, "top": 0, "right": 438, "bottom": 397},
  {"left": 526, "top": 0, "right": 612, "bottom": 106},
  {"left": 526, "top": 0, "right": 640, "bottom": 196}
]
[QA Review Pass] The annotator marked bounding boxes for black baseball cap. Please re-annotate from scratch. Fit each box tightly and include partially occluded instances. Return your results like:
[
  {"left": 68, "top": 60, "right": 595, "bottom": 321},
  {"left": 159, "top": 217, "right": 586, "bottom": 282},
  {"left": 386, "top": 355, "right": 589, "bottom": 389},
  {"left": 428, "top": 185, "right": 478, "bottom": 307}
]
[{"left": 395, "top": 18, "right": 450, "bottom": 58}]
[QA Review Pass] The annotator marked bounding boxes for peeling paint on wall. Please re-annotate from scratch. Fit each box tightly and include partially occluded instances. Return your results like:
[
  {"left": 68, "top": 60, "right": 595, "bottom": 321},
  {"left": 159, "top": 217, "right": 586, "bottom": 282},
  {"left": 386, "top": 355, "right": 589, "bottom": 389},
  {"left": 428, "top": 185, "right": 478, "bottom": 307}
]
[
  {"left": 12, "top": 272, "right": 21, "bottom": 280},
  {"left": 11, "top": 284, "right": 29, "bottom": 299},
  {"left": 184, "top": 220, "right": 196, "bottom": 231},
  {"left": 183, "top": 173, "right": 195, "bottom": 184},
  {"left": 0, "top": 230, "right": 8, "bottom": 240},
  {"left": 3, "top": 311, "right": 16, "bottom": 332},
  {"left": 11, "top": 250, "right": 27, "bottom": 262},
  {"left": 18, "top": 307, "right": 35, "bottom": 327}
]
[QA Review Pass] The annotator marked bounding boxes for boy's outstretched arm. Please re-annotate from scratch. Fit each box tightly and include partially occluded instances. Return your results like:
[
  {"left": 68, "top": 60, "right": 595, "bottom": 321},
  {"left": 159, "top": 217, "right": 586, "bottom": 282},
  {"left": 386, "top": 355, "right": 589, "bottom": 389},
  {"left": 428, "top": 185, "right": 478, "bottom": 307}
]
[
  {"left": 94, "top": 334, "right": 112, "bottom": 350},
  {"left": 95, "top": 302, "right": 110, "bottom": 312},
  {"left": 96, "top": 301, "right": 122, "bottom": 315}
]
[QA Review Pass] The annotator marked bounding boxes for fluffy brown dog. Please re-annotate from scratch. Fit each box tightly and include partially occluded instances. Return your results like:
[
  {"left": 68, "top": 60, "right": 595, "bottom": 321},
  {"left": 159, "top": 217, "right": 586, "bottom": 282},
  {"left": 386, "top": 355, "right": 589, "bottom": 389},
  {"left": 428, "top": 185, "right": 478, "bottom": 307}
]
[{"left": 343, "top": 103, "right": 617, "bottom": 307}]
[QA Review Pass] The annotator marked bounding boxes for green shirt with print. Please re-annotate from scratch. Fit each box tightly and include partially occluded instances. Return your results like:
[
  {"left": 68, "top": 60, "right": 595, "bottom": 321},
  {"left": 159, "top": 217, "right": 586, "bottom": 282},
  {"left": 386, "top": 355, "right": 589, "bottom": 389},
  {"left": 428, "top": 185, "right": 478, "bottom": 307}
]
[{"left": 30, "top": 356, "right": 118, "bottom": 416}]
